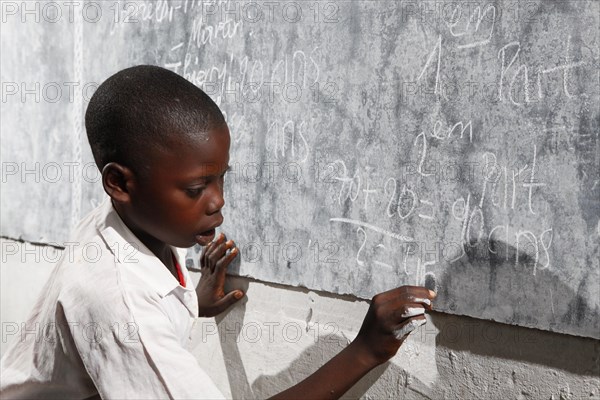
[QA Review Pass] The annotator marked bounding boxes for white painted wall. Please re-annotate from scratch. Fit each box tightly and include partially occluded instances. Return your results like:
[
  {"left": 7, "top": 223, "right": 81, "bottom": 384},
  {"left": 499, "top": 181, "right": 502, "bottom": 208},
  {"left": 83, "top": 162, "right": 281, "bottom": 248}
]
[{"left": 1, "top": 238, "right": 598, "bottom": 399}]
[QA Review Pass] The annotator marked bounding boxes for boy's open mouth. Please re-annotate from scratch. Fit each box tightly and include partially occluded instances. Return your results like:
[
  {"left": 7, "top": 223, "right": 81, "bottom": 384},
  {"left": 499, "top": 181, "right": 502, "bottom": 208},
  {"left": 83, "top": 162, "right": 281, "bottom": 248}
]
[{"left": 195, "top": 229, "right": 216, "bottom": 246}]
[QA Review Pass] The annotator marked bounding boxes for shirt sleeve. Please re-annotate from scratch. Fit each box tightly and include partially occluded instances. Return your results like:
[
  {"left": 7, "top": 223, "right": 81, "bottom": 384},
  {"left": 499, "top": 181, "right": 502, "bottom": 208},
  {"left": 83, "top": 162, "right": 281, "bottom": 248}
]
[{"left": 59, "top": 277, "right": 225, "bottom": 400}]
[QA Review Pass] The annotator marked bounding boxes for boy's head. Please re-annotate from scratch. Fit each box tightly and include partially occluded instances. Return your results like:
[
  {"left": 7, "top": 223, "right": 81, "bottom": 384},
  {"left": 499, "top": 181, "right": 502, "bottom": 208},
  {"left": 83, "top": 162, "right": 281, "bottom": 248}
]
[{"left": 85, "top": 65, "right": 230, "bottom": 248}]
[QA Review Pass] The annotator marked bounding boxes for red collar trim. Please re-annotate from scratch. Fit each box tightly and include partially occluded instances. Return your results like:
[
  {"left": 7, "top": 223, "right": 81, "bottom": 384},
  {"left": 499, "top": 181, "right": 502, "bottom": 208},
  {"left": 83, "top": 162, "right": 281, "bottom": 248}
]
[{"left": 171, "top": 251, "right": 186, "bottom": 288}]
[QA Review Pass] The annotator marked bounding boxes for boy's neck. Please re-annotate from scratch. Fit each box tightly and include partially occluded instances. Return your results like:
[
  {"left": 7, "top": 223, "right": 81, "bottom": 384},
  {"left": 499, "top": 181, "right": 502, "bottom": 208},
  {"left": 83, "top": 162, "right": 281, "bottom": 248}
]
[
  {"left": 111, "top": 201, "right": 173, "bottom": 269},
  {"left": 132, "top": 228, "right": 173, "bottom": 267}
]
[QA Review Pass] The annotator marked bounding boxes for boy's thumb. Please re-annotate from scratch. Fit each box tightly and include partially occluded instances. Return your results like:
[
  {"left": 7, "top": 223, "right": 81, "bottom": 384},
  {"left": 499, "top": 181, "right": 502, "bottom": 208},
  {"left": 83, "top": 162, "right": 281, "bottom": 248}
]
[{"left": 213, "top": 291, "right": 244, "bottom": 314}]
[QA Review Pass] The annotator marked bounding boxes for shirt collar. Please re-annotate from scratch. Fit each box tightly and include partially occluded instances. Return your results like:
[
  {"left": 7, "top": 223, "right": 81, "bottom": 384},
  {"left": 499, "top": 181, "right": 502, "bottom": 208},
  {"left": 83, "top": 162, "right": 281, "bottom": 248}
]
[{"left": 95, "top": 196, "right": 194, "bottom": 299}]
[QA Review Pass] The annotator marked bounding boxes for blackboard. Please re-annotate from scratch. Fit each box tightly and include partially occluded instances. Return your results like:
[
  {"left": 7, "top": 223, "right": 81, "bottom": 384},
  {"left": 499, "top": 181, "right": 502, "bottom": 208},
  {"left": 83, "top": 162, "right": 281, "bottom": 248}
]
[{"left": 1, "top": 0, "right": 598, "bottom": 339}]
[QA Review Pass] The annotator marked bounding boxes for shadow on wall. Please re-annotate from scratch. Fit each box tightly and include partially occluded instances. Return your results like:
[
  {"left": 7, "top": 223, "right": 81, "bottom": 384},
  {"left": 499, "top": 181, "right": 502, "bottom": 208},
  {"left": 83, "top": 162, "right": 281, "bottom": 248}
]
[
  {"left": 215, "top": 297, "right": 419, "bottom": 399},
  {"left": 434, "top": 239, "right": 599, "bottom": 374},
  {"left": 214, "top": 257, "right": 405, "bottom": 398},
  {"left": 248, "top": 338, "right": 392, "bottom": 399},
  {"left": 429, "top": 311, "right": 600, "bottom": 380}
]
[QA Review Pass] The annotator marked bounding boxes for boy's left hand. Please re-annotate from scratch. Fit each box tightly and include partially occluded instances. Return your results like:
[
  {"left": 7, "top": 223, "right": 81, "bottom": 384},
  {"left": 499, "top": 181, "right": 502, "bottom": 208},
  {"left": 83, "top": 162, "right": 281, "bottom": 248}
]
[{"left": 195, "top": 232, "right": 244, "bottom": 317}]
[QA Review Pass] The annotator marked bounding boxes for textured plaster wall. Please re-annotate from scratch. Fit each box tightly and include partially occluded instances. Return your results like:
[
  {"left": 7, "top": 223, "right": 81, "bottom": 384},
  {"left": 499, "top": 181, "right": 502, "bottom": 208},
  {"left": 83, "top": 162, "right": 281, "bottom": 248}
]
[{"left": 1, "top": 238, "right": 598, "bottom": 399}]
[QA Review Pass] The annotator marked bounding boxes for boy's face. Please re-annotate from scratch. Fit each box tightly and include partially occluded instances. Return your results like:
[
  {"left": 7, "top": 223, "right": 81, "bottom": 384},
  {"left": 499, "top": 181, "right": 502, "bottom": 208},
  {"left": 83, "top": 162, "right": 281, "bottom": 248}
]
[{"left": 125, "top": 125, "right": 230, "bottom": 248}]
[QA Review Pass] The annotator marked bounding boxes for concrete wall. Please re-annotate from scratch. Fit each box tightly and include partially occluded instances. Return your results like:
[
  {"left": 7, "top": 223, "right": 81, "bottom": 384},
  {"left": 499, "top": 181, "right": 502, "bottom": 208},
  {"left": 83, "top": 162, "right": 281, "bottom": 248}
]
[{"left": 1, "top": 238, "right": 598, "bottom": 399}]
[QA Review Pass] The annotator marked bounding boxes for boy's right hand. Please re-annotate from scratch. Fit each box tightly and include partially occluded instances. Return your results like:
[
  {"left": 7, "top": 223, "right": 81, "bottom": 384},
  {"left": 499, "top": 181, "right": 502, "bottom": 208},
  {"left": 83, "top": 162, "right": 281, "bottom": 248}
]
[
  {"left": 353, "top": 286, "right": 436, "bottom": 366},
  {"left": 268, "top": 286, "right": 436, "bottom": 400}
]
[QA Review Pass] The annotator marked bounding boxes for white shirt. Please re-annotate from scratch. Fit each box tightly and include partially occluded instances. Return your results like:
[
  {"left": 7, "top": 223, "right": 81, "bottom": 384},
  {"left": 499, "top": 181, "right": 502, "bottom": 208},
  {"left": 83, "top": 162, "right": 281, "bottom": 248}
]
[{"left": 0, "top": 196, "right": 225, "bottom": 399}]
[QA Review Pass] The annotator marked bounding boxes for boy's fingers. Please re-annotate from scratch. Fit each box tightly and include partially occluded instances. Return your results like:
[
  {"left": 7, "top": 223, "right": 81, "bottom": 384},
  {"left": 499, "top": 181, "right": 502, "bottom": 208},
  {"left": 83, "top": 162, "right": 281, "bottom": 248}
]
[
  {"left": 395, "top": 295, "right": 433, "bottom": 310},
  {"left": 215, "top": 247, "right": 238, "bottom": 272},
  {"left": 205, "top": 233, "right": 226, "bottom": 259},
  {"left": 207, "top": 232, "right": 226, "bottom": 250},
  {"left": 376, "top": 286, "right": 436, "bottom": 305},
  {"left": 201, "top": 240, "right": 213, "bottom": 257},
  {"left": 392, "top": 303, "right": 426, "bottom": 321},
  {"left": 201, "top": 237, "right": 218, "bottom": 263},
  {"left": 208, "top": 240, "right": 235, "bottom": 266},
  {"left": 201, "top": 241, "right": 215, "bottom": 264},
  {"left": 394, "top": 286, "right": 436, "bottom": 300},
  {"left": 392, "top": 315, "right": 426, "bottom": 340},
  {"left": 200, "top": 234, "right": 237, "bottom": 272},
  {"left": 400, "top": 286, "right": 436, "bottom": 298}
]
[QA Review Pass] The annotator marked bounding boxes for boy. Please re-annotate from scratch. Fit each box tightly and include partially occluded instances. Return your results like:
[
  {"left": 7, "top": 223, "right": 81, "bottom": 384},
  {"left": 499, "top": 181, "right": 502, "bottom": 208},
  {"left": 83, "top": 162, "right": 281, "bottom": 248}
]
[{"left": 0, "top": 65, "right": 436, "bottom": 399}]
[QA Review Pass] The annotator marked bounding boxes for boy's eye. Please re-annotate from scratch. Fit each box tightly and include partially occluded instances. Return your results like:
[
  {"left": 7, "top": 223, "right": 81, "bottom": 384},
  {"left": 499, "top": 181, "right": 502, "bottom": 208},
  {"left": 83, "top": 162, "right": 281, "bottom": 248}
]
[{"left": 185, "top": 187, "right": 204, "bottom": 197}]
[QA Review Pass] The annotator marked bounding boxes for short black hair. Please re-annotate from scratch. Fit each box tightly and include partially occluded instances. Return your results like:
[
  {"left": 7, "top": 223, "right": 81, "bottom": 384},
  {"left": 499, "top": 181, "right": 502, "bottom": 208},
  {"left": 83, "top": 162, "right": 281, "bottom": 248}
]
[{"left": 85, "top": 65, "right": 225, "bottom": 175}]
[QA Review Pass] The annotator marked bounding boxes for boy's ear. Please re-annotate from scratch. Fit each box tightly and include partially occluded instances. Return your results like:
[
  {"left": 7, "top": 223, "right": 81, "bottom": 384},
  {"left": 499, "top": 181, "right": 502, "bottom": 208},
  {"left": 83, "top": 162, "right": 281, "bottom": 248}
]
[{"left": 101, "top": 162, "right": 135, "bottom": 203}]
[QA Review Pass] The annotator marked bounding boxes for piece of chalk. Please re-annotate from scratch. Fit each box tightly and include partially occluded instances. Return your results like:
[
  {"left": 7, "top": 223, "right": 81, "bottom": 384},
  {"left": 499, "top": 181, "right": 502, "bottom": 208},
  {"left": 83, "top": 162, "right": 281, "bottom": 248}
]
[
  {"left": 393, "top": 318, "right": 426, "bottom": 340},
  {"left": 414, "top": 298, "right": 431, "bottom": 306},
  {"left": 401, "top": 307, "right": 426, "bottom": 319}
]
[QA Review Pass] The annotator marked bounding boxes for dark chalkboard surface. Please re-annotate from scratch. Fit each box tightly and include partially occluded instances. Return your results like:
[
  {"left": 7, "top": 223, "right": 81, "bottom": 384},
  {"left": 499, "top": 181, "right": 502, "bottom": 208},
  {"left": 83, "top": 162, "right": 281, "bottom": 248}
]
[{"left": 1, "top": 0, "right": 598, "bottom": 338}]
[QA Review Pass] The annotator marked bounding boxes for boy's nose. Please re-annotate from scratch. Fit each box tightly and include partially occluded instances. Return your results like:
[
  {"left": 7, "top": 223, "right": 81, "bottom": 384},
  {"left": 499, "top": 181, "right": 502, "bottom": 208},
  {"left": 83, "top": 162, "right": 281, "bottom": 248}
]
[{"left": 207, "top": 188, "right": 225, "bottom": 215}]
